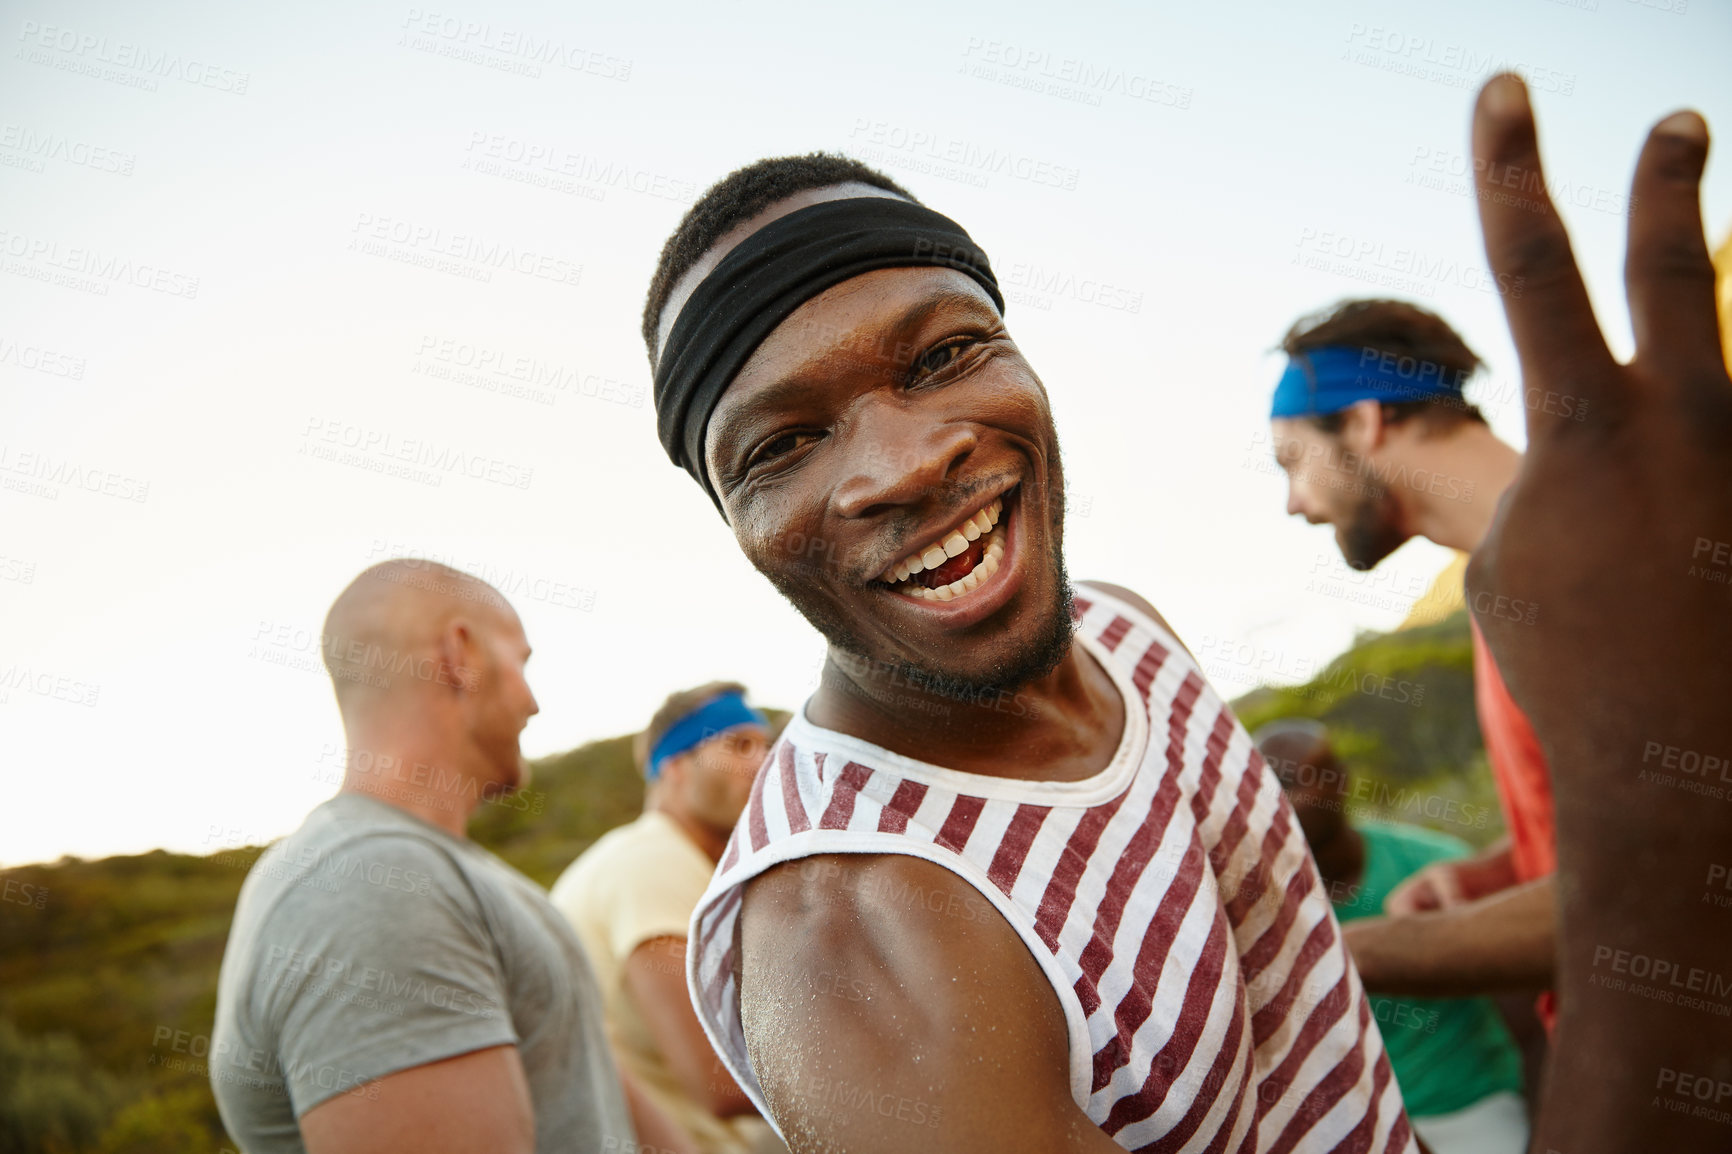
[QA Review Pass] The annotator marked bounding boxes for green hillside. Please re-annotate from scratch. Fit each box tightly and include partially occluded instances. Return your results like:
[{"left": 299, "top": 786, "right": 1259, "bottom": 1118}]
[
  {"left": 0, "top": 616, "right": 1497, "bottom": 1152},
  {"left": 0, "top": 734, "right": 652, "bottom": 1154}
]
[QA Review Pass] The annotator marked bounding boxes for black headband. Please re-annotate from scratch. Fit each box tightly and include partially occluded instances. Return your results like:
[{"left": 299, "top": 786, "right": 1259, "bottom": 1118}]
[{"left": 652, "top": 197, "right": 1006, "bottom": 512}]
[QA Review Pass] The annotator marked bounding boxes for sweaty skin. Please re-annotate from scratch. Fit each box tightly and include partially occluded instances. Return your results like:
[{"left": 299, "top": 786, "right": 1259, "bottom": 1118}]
[
  {"left": 1462, "top": 75, "right": 1732, "bottom": 1153},
  {"left": 741, "top": 854, "right": 1124, "bottom": 1154},
  {"left": 675, "top": 173, "right": 1418, "bottom": 1147},
  {"left": 671, "top": 184, "right": 1183, "bottom": 1151}
]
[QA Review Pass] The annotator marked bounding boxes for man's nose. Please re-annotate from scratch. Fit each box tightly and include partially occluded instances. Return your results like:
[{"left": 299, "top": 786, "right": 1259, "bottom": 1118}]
[{"left": 832, "top": 404, "right": 978, "bottom": 519}]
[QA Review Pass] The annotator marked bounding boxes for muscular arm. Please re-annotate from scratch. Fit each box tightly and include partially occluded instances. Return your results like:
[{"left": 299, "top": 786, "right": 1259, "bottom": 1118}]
[
  {"left": 300, "top": 1044, "right": 534, "bottom": 1154},
  {"left": 1343, "top": 874, "right": 1555, "bottom": 996},
  {"left": 738, "top": 854, "right": 1123, "bottom": 1154},
  {"left": 624, "top": 935, "right": 757, "bottom": 1117}
]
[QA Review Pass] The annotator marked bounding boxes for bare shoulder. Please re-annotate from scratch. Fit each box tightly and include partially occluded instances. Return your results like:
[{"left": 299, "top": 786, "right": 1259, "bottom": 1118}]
[
  {"left": 743, "top": 853, "right": 1003, "bottom": 947},
  {"left": 1080, "top": 580, "right": 1193, "bottom": 655},
  {"left": 737, "top": 854, "right": 1093, "bottom": 1151}
]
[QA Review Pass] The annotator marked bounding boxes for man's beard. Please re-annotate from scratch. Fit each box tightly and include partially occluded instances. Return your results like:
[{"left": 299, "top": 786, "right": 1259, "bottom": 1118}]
[
  {"left": 768, "top": 543, "right": 1078, "bottom": 707},
  {"left": 1337, "top": 480, "right": 1408, "bottom": 571}
]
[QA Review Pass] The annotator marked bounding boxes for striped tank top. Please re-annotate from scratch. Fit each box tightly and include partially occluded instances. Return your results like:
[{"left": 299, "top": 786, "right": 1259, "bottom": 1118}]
[{"left": 688, "top": 584, "right": 1415, "bottom": 1153}]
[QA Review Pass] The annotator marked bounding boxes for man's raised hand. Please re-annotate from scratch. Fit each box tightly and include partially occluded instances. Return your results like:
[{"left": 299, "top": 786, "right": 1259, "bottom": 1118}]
[{"left": 1466, "top": 73, "right": 1732, "bottom": 1154}]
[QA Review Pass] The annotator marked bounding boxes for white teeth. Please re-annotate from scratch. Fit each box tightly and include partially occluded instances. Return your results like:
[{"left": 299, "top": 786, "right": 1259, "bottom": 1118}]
[
  {"left": 933, "top": 583, "right": 955, "bottom": 602},
  {"left": 980, "top": 552, "right": 1000, "bottom": 578},
  {"left": 879, "top": 494, "right": 1010, "bottom": 588},
  {"left": 959, "top": 570, "right": 981, "bottom": 593}
]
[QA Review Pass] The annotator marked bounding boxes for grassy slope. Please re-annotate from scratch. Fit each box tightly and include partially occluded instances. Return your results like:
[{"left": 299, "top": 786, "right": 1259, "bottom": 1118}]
[{"left": 0, "top": 620, "right": 1494, "bottom": 1151}]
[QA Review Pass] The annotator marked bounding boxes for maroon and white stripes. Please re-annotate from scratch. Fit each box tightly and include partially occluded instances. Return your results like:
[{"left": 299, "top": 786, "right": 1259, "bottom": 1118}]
[{"left": 687, "top": 584, "right": 1413, "bottom": 1153}]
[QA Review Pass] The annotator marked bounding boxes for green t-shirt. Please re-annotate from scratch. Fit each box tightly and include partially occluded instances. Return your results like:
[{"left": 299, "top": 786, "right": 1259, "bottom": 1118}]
[{"left": 1333, "top": 822, "right": 1525, "bottom": 1118}]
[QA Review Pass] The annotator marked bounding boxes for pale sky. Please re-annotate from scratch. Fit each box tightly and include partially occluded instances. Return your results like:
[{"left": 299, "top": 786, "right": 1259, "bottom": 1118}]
[{"left": 3, "top": 0, "right": 1728, "bottom": 866}]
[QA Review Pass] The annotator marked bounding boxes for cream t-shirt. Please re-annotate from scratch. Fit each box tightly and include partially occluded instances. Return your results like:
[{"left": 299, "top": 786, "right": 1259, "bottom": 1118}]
[{"left": 550, "top": 812, "right": 774, "bottom": 1154}]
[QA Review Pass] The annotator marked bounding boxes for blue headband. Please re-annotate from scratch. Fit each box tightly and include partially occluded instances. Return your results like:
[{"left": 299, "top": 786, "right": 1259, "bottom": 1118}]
[
  {"left": 646, "top": 692, "right": 767, "bottom": 781},
  {"left": 1270, "top": 346, "right": 1470, "bottom": 419}
]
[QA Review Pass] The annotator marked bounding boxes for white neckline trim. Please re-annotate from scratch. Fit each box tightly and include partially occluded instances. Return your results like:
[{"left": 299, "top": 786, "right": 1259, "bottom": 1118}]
[{"left": 784, "top": 626, "right": 1151, "bottom": 807}]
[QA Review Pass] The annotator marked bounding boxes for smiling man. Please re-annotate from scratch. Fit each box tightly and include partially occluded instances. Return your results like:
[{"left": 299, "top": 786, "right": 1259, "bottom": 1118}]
[{"left": 643, "top": 156, "right": 1417, "bottom": 1153}]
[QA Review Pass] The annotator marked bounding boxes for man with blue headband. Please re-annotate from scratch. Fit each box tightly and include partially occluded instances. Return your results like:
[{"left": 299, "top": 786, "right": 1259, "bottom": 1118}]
[
  {"left": 551, "top": 682, "right": 778, "bottom": 1154},
  {"left": 1266, "top": 299, "right": 1559, "bottom": 1040}
]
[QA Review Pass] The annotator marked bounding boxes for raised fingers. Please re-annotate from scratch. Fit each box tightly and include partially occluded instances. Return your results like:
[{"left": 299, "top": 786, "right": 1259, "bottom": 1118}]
[
  {"left": 1471, "top": 74, "right": 1615, "bottom": 435},
  {"left": 1625, "top": 111, "right": 1722, "bottom": 382}
]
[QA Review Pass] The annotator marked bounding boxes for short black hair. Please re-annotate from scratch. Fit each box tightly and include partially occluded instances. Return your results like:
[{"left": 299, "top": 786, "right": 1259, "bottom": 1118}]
[
  {"left": 1281, "top": 298, "right": 1488, "bottom": 435},
  {"left": 640, "top": 153, "right": 917, "bottom": 366}
]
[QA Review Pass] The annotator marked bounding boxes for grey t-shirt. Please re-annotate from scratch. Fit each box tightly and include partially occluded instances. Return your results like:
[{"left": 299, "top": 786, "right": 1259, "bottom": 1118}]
[{"left": 211, "top": 793, "right": 634, "bottom": 1153}]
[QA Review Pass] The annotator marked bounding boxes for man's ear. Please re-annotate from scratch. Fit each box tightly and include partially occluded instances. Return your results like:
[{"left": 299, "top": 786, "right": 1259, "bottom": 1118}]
[
  {"left": 440, "top": 619, "right": 482, "bottom": 693},
  {"left": 1337, "top": 399, "right": 1387, "bottom": 455}
]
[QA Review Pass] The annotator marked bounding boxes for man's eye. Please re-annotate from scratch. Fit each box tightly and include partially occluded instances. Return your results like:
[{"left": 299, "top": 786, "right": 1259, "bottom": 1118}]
[
  {"left": 757, "top": 431, "right": 819, "bottom": 463},
  {"left": 914, "top": 340, "right": 971, "bottom": 379}
]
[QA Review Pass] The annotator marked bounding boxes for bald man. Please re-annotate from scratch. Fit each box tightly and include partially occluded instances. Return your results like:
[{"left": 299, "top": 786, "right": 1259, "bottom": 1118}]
[{"left": 210, "top": 561, "right": 661, "bottom": 1154}]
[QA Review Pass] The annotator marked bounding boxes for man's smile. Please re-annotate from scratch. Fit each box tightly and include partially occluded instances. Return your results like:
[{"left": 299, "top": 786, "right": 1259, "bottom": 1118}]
[
  {"left": 875, "top": 494, "right": 1005, "bottom": 601},
  {"left": 854, "top": 484, "right": 1033, "bottom": 632}
]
